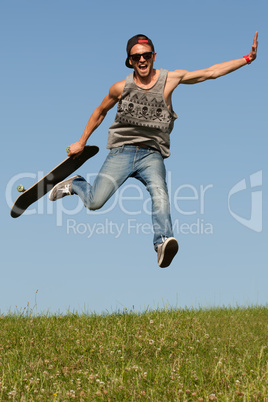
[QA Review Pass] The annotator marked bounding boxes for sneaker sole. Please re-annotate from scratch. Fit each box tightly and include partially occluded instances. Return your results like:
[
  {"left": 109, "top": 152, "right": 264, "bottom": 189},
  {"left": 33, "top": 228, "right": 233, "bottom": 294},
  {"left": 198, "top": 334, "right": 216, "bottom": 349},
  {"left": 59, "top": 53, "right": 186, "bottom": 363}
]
[{"left": 158, "top": 237, "right": 179, "bottom": 268}]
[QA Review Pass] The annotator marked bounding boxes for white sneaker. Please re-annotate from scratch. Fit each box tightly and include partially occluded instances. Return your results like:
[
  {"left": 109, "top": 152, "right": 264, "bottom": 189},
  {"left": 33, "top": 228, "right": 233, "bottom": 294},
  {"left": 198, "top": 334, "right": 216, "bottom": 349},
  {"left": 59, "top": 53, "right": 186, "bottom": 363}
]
[
  {"left": 49, "top": 175, "right": 80, "bottom": 201},
  {"left": 157, "top": 237, "right": 179, "bottom": 268}
]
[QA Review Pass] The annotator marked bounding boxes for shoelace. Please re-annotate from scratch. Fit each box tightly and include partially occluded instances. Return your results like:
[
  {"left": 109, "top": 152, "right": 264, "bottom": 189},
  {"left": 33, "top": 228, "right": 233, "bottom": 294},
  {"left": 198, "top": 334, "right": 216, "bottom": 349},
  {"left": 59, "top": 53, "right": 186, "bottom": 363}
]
[{"left": 60, "top": 184, "right": 72, "bottom": 195}]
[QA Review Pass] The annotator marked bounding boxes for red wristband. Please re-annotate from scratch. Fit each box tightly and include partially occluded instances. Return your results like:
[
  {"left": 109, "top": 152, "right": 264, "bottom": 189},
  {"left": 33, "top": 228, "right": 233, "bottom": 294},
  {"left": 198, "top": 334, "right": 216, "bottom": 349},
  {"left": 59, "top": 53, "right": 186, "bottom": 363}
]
[{"left": 243, "top": 54, "right": 251, "bottom": 64}]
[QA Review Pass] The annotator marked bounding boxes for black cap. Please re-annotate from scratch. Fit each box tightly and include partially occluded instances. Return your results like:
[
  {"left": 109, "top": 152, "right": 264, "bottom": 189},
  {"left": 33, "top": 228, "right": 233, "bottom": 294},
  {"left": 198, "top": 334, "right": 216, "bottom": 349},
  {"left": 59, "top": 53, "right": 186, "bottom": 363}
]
[{"left": 125, "top": 34, "right": 155, "bottom": 68}]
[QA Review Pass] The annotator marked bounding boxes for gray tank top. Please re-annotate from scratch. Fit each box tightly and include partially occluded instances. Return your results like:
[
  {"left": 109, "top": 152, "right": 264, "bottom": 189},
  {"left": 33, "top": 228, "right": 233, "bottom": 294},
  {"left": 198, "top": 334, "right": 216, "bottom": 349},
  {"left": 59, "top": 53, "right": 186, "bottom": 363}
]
[{"left": 107, "top": 69, "right": 178, "bottom": 158}]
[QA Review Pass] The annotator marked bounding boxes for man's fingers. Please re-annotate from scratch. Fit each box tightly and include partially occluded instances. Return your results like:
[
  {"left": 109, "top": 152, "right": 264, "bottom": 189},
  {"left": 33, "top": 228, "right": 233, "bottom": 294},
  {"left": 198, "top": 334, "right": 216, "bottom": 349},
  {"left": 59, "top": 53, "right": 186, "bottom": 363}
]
[
  {"left": 253, "top": 31, "right": 258, "bottom": 46},
  {"left": 249, "top": 31, "right": 258, "bottom": 61}
]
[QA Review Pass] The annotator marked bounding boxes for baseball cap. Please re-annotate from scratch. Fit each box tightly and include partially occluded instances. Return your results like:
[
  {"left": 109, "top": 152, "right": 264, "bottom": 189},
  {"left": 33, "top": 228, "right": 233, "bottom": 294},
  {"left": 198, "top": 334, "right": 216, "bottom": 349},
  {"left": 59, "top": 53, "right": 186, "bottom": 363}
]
[{"left": 125, "top": 34, "right": 155, "bottom": 68}]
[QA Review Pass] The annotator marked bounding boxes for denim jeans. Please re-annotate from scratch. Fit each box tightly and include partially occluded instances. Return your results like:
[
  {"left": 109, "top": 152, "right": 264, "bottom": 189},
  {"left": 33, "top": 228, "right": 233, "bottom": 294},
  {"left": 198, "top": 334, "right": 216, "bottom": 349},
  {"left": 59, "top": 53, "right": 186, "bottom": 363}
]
[{"left": 72, "top": 145, "right": 174, "bottom": 249}]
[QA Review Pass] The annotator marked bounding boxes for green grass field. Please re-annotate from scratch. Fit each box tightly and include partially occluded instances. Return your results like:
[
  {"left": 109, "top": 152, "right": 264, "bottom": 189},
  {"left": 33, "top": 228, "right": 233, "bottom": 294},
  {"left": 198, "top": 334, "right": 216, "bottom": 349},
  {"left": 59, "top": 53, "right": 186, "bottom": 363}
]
[{"left": 0, "top": 306, "right": 267, "bottom": 401}]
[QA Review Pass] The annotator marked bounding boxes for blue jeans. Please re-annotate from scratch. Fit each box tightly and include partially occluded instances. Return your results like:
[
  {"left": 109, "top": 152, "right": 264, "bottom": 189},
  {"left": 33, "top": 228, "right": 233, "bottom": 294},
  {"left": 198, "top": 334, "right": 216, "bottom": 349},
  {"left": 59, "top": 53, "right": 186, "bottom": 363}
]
[{"left": 72, "top": 145, "right": 174, "bottom": 249}]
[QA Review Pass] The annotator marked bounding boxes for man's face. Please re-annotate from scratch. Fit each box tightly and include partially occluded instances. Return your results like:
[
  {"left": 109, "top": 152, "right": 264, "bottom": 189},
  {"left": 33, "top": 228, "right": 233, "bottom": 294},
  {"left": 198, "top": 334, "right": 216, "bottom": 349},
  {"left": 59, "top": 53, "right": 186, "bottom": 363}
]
[{"left": 129, "top": 44, "right": 156, "bottom": 78}]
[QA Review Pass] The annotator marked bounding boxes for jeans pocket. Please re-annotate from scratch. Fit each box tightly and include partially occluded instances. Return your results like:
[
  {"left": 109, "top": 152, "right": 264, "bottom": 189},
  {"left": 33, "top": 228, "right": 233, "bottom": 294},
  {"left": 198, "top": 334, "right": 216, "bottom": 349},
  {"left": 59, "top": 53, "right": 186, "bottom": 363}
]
[
  {"left": 109, "top": 146, "right": 124, "bottom": 156},
  {"left": 109, "top": 148, "right": 119, "bottom": 156}
]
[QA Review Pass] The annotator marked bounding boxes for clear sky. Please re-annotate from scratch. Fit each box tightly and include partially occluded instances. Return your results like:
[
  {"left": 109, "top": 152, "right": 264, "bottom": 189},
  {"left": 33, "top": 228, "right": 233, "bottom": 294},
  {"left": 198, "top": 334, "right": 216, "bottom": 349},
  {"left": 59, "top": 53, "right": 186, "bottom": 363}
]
[{"left": 1, "top": 0, "right": 267, "bottom": 315}]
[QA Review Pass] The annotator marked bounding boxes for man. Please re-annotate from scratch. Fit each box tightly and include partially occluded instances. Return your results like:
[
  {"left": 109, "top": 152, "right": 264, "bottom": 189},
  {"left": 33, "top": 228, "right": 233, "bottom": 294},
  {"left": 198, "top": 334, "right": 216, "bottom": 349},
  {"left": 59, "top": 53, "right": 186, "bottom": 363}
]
[{"left": 49, "top": 32, "right": 258, "bottom": 268}]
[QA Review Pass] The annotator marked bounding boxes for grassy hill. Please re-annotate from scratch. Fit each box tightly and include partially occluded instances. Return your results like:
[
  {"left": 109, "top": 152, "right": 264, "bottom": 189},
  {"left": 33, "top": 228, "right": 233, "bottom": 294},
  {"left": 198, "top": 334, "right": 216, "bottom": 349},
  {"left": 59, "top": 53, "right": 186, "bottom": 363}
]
[{"left": 0, "top": 306, "right": 267, "bottom": 401}]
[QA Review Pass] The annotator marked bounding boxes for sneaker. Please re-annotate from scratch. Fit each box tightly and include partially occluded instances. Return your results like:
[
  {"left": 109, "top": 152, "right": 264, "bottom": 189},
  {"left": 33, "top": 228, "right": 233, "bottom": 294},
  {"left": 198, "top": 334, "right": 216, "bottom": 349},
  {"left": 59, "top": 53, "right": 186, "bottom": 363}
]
[
  {"left": 49, "top": 175, "right": 80, "bottom": 201},
  {"left": 157, "top": 237, "right": 179, "bottom": 268}
]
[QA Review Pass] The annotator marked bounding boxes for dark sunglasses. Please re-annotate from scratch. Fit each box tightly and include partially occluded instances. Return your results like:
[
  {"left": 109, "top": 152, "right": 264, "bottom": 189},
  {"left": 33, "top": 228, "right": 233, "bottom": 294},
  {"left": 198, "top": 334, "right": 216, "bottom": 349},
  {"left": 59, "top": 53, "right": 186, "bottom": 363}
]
[{"left": 129, "top": 52, "right": 154, "bottom": 62}]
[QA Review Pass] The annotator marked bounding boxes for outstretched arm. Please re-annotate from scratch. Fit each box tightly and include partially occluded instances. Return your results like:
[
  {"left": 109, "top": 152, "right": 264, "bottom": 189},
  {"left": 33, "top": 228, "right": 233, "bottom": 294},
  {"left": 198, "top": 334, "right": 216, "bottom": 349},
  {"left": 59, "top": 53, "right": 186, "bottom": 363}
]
[
  {"left": 168, "top": 31, "right": 258, "bottom": 86},
  {"left": 68, "top": 80, "right": 125, "bottom": 157}
]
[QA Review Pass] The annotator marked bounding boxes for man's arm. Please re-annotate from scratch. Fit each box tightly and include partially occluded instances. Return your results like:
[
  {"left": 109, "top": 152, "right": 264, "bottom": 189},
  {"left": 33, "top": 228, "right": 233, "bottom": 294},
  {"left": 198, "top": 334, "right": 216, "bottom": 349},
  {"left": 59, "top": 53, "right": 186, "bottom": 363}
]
[
  {"left": 168, "top": 31, "right": 258, "bottom": 87},
  {"left": 67, "top": 80, "right": 125, "bottom": 156}
]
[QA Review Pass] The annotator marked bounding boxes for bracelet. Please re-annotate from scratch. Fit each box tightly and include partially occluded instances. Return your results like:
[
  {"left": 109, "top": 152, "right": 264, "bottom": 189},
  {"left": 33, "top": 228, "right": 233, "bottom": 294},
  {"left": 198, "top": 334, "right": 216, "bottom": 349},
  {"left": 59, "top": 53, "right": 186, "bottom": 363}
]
[{"left": 243, "top": 54, "right": 251, "bottom": 64}]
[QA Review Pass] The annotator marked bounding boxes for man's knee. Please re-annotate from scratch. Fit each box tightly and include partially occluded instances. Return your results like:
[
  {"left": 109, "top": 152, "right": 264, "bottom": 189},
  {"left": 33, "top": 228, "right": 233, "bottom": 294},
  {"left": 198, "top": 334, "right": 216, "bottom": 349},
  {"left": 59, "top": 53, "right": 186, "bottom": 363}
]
[{"left": 87, "top": 200, "right": 105, "bottom": 211}]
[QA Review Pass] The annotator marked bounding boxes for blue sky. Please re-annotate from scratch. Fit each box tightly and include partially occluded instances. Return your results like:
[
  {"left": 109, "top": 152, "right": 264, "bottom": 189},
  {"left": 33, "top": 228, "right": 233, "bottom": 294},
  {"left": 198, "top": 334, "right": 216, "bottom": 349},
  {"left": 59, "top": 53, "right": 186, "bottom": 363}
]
[{"left": 1, "top": 0, "right": 267, "bottom": 314}]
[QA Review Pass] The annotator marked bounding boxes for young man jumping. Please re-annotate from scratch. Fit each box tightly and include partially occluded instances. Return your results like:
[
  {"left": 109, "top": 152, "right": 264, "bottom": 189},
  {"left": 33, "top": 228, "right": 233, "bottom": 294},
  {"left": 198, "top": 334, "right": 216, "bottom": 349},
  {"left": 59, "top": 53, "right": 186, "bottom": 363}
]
[{"left": 49, "top": 32, "right": 258, "bottom": 268}]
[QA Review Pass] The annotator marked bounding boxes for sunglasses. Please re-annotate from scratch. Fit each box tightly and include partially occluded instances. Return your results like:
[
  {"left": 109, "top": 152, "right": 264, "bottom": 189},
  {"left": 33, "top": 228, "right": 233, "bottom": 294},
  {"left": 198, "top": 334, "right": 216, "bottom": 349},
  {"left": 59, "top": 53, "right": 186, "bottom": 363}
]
[{"left": 129, "top": 52, "right": 154, "bottom": 62}]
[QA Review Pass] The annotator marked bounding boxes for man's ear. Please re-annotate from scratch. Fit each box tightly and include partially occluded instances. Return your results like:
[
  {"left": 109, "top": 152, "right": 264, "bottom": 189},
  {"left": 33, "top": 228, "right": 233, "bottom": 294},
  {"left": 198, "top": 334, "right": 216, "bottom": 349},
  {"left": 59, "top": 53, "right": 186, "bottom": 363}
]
[{"left": 153, "top": 52, "right": 157, "bottom": 62}]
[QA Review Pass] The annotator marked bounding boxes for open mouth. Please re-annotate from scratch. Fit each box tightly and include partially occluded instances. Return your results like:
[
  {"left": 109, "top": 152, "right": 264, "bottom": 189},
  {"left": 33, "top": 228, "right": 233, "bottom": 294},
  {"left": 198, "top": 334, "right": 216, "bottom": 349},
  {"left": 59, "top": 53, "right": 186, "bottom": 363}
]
[{"left": 138, "top": 64, "right": 148, "bottom": 72}]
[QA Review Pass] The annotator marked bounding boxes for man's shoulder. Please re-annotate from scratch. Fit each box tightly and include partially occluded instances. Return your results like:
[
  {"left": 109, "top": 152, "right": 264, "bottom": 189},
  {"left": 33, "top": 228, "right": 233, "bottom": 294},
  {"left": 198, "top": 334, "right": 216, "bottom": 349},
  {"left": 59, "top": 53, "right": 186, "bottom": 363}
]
[
  {"left": 167, "top": 69, "right": 189, "bottom": 79},
  {"left": 166, "top": 69, "right": 189, "bottom": 89},
  {"left": 109, "top": 79, "right": 126, "bottom": 100}
]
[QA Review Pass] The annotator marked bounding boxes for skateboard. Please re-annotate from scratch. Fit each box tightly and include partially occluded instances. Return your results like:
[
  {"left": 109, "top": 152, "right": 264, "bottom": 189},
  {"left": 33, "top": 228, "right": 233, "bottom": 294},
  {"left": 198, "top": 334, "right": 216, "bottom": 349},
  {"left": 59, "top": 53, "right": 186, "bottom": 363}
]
[{"left": 10, "top": 145, "right": 99, "bottom": 218}]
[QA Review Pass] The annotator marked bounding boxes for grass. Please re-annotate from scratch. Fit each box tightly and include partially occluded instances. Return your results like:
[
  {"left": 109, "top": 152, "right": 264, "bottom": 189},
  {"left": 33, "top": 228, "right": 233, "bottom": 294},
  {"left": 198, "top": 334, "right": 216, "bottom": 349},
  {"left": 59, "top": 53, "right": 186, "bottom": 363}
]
[{"left": 0, "top": 306, "right": 267, "bottom": 401}]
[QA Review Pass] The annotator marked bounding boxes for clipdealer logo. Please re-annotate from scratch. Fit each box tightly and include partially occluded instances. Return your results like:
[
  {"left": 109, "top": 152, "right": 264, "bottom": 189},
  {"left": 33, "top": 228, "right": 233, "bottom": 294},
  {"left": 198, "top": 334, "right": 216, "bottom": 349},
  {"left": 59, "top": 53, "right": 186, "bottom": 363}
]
[
  {"left": 6, "top": 170, "right": 263, "bottom": 233},
  {"left": 228, "top": 170, "right": 262, "bottom": 233}
]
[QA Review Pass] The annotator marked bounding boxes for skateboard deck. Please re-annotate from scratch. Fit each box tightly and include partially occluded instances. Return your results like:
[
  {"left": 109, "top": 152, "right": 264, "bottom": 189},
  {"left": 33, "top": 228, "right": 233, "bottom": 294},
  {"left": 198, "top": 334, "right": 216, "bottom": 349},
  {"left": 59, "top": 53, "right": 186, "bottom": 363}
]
[{"left": 10, "top": 145, "right": 99, "bottom": 218}]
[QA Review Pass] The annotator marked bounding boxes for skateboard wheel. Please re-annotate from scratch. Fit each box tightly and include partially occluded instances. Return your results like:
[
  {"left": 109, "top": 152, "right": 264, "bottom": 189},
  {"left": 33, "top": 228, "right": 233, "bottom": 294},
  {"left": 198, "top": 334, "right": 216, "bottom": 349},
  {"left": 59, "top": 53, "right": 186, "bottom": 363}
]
[
  {"left": 17, "top": 185, "right": 25, "bottom": 192},
  {"left": 66, "top": 146, "right": 70, "bottom": 153}
]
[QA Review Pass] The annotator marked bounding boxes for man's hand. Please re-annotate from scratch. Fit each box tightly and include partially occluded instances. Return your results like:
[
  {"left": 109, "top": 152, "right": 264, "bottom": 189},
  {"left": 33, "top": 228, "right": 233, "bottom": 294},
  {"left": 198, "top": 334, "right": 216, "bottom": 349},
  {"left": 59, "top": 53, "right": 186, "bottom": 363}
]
[
  {"left": 67, "top": 141, "right": 85, "bottom": 158},
  {"left": 249, "top": 31, "right": 258, "bottom": 62}
]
